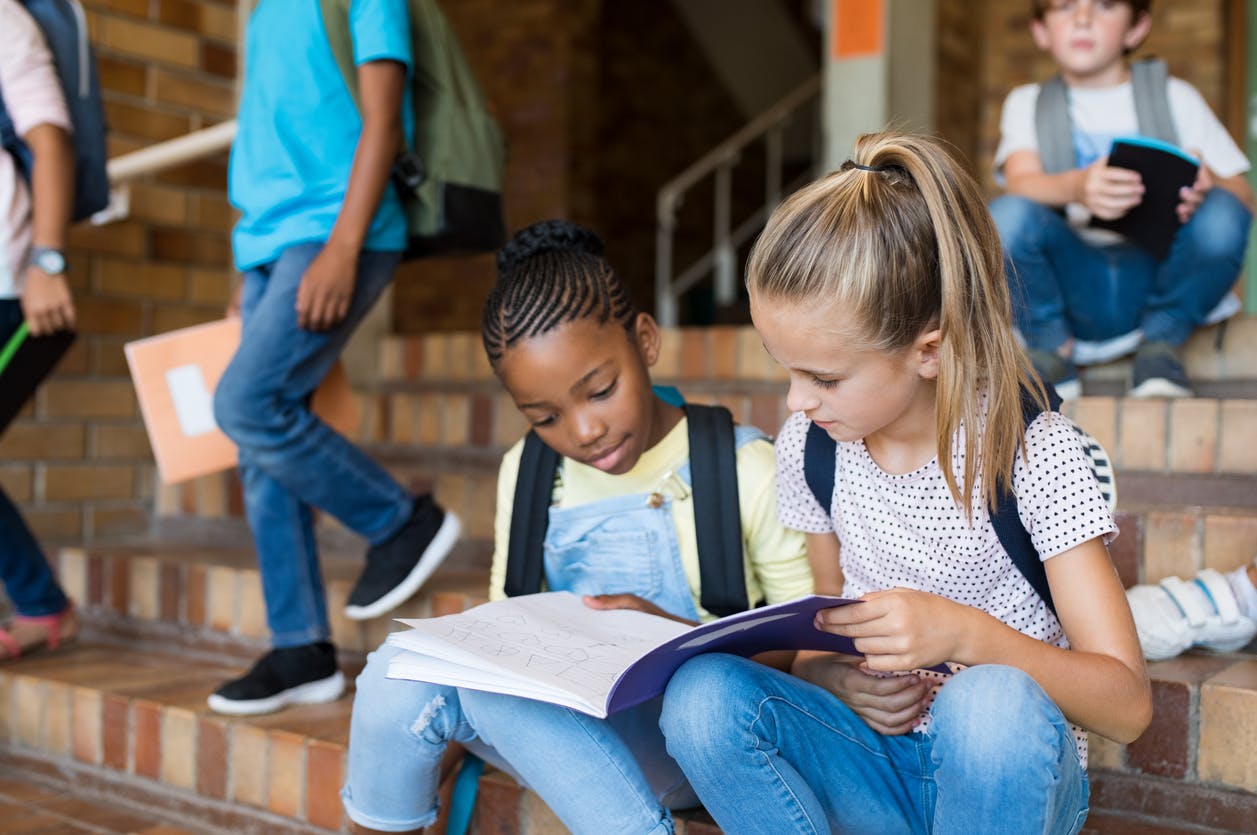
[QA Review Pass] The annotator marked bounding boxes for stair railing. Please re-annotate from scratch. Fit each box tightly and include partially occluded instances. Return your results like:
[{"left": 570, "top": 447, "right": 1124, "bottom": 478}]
[
  {"left": 654, "top": 74, "right": 821, "bottom": 327},
  {"left": 94, "top": 119, "right": 238, "bottom": 224}
]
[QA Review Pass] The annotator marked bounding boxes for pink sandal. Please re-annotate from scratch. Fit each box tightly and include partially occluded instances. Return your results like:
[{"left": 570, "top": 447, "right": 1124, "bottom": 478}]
[{"left": 0, "top": 604, "right": 76, "bottom": 661}]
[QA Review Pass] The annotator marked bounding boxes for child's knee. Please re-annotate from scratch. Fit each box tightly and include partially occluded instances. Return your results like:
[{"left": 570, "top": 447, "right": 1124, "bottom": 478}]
[
  {"left": 1181, "top": 189, "right": 1253, "bottom": 261},
  {"left": 989, "top": 195, "right": 1048, "bottom": 249},
  {"left": 929, "top": 665, "right": 1062, "bottom": 764},
  {"left": 212, "top": 363, "right": 300, "bottom": 444},
  {"left": 352, "top": 647, "right": 461, "bottom": 746},
  {"left": 211, "top": 364, "right": 269, "bottom": 441},
  {"left": 660, "top": 654, "right": 753, "bottom": 741}
]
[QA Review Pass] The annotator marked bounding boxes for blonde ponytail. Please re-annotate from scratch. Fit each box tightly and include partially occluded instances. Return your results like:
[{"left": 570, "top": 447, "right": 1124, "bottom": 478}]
[{"left": 747, "top": 131, "right": 1047, "bottom": 515}]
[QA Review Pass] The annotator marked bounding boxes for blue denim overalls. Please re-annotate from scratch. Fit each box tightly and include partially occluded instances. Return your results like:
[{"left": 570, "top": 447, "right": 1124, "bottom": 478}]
[
  {"left": 342, "top": 424, "right": 765, "bottom": 834},
  {"left": 541, "top": 423, "right": 765, "bottom": 621}
]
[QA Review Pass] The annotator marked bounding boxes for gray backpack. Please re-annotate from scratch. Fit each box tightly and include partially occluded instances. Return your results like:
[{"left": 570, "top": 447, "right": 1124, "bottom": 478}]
[{"left": 1035, "top": 58, "right": 1178, "bottom": 173}]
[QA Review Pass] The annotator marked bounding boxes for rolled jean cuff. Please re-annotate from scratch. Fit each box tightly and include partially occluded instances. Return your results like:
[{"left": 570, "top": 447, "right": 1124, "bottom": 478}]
[{"left": 340, "top": 786, "right": 438, "bottom": 833}]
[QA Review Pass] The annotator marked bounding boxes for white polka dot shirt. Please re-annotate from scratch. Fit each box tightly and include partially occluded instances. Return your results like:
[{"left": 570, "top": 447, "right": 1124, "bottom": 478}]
[{"left": 775, "top": 407, "right": 1117, "bottom": 766}]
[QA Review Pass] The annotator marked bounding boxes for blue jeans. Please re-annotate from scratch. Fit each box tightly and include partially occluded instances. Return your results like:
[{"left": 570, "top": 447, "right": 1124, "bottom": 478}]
[
  {"left": 342, "top": 644, "right": 689, "bottom": 833},
  {"left": 213, "top": 242, "right": 413, "bottom": 648},
  {"left": 660, "top": 657, "right": 1089, "bottom": 835},
  {"left": 343, "top": 473, "right": 714, "bottom": 832},
  {"left": 991, "top": 189, "right": 1251, "bottom": 353},
  {"left": 0, "top": 300, "right": 68, "bottom": 618}
]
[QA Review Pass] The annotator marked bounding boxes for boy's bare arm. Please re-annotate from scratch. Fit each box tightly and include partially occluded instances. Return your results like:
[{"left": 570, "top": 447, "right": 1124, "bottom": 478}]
[
  {"left": 1003, "top": 149, "right": 1144, "bottom": 220},
  {"left": 296, "top": 59, "right": 406, "bottom": 331},
  {"left": 1213, "top": 171, "right": 1257, "bottom": 214},
  {"left": 21, "top": 122, "right": 75, "bottom": 336},
  {"left": 1002, "top": 149, "right": 1087, "bottom": 207}
]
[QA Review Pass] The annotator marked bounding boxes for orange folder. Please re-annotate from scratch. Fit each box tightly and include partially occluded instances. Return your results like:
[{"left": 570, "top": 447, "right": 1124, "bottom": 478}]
[{"left": 124, "top": 318, "right": 360, "bottom": 485}]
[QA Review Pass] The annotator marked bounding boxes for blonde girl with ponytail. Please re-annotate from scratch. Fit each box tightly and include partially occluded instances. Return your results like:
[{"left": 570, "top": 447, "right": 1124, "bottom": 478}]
[{"left": 660, "top": 132, "right": 1150, "bottom": 835}]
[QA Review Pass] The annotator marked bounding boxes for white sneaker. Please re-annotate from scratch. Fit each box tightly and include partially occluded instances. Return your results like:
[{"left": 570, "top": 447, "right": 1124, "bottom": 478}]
[{"left": 1126, "top": 568, "right": 1257, "bottom": 661}]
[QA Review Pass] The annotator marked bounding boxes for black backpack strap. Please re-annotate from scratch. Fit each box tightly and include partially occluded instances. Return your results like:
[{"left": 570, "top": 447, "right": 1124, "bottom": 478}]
[
  {"left": 504, "top": 431, "right": 560, "bottom": 598},
  {"left": 803, "top": 421, "right": 837, "bottom": 517},
  {"left": 1131, "top": 58, "right": 1179, "bottom": 147},
  {"left": 800, "top": 386, "right": 1061, "bottom": 616},
  {"left": 991, "top": 383, "right": 1061, "bottom": 616},
  {"left": 991, "top": 488, "right": 1056, "bottom": 617},
  {"left": 1034, "top": 74, "right": 1075, "bottom": 175},
  {"left": 685, "top": 404, "right": 748, "bottom": 617}
]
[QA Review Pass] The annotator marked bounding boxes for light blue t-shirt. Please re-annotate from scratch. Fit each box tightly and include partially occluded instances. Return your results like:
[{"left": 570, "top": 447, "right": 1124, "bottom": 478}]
[{"left": 229, "top": 0, "right": 413, "bottom": 271}]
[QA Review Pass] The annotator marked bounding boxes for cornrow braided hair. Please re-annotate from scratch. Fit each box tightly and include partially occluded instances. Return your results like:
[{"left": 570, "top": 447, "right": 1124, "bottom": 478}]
[{"left": 481, "top": 220, "right": 637, "bottom": 364}]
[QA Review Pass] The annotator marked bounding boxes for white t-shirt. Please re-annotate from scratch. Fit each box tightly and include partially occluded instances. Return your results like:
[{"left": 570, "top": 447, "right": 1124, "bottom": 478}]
[
  {"left": 774, "top": 407, "right": 1117, "bottom": 765},
  {"left": 0, "top": 0, "right": 73, "bottom": 298},
  {"left": 994, "top": 77, "right": 1250, "bottom": 237}
]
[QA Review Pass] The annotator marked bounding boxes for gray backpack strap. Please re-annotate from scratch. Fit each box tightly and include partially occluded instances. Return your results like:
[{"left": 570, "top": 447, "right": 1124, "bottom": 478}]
[
  {"left": 1130, "top": 58, "right": 1179, "bottom": 147},
  {"left": 1034, "top": 75, "right": 1075, "bottom": 174}
]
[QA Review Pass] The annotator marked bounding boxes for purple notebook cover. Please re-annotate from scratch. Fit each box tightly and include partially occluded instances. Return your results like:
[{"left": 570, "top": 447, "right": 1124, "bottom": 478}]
[{"left": 605, "top": 595, "right": 948, "bottom": 714}]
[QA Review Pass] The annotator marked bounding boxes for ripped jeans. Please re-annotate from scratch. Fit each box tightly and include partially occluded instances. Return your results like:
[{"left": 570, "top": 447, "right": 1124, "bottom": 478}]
[{"left": 341, "top": 643, "right": 693, "bottom": 833}]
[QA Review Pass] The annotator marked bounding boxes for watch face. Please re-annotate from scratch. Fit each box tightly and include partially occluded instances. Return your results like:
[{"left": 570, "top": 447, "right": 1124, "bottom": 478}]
[{"left": 34, "top": 249, "right": 66, "bottom": 275}]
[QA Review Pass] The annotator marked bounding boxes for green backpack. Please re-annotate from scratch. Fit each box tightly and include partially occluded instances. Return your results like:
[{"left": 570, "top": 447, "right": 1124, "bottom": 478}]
[{"left": 319, "top": 0, "right": 507, "bottom": 259}]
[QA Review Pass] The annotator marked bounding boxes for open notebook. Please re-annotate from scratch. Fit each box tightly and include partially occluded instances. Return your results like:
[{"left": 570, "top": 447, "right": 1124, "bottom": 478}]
[
  {"left": 385, "top": 592, "right": 952, "bottom": 718},
  {"left": 125, "top": 318, "right": 358, "bottom": 484}
]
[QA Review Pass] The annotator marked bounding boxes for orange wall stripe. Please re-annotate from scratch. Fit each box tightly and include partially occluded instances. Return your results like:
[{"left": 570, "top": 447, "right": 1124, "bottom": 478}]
[{"left": 831, "top": 0, "right": 884, "bottom": 60}]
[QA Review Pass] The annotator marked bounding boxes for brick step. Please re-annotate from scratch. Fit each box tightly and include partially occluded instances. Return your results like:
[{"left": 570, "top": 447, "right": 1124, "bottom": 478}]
[
  {"left": 0, "top": 643, "right": 724, "bottom": 835},
  {"left": 1087, "top": 654, "right": 1257, "bottom": 831},
  {"left": 52, "top": 542, "right": 490, "bottom": 661},
  {"left": 0, "top": 642, "right": 356, "bottom": 833},
  {"left": 0, "top": 764, "right": 203, "bottom": 834},
  {"left": 139, "top": 474, "right": 1257, "bottom": 639},
  {"left": 154, "top": 376, "right": 1257, "bottom": 531},
  {"left": 340, "top": 390, "right": 1257, "bottom": 481},
  {"left": 372, "top": 317, "right": 1257, "bottom": 388},
  {"left": 4, "top": 643, "right": 1251, "bottom": 833},
  {"left": 364, "top": 453, "right": 1257, "bottom": 582},
  {"left": 50, "top": 487, "right": 1257, "bottom": 662}
]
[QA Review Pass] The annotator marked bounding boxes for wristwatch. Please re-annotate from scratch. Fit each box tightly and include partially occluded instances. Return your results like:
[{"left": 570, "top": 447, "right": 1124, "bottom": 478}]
[{"left": 28, "top": 246, "right": 67, "bottom": 276}]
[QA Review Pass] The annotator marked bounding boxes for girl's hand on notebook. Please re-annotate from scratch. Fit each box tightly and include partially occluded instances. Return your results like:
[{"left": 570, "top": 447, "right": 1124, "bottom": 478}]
[
  {"left": 792, "top": 650, "right": 928, "bottom": 735},
  {"left": 581, "top": 593, "right": 698, "bottom": 626},
  {"left": 814, "top": 588, "right": 972, "bottom": 673}
]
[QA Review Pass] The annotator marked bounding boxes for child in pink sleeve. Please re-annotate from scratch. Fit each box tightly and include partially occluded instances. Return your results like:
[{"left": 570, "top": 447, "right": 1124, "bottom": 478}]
[{"left": 0, "top": 0, "right": 80, "bottom": 659}]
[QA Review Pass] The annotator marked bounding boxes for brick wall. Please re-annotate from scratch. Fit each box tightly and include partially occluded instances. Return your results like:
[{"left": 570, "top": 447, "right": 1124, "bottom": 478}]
[
  {"left": 391, "top": 0, "right": 603, "bottom": 335},
  {"left": 392, "top": 0, "right": 749, "bottom": 333},
  {"left": 935, "top": 0, "right": 985, "bottom": 177},
  {"left": 937, "top": 0, "right": 1235, "bottom": 192},
  {"left": 0, "top": 0, "right": 239, "bottom": 545}
]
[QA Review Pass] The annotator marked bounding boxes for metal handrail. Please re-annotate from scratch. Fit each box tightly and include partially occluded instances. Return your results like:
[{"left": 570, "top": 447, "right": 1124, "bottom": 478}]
[
  {"left": 655, "top": 74, "right": 821, "bottom": 327},
  {"left": 94, "top": 120, "right": 237, "bottom": 224}
]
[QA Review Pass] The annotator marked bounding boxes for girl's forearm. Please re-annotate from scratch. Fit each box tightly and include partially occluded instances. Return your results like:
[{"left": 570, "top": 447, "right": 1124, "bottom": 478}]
[
  {"left": 955, "top": 607, "right": 1151, "bottom": 743},
  {"left": 25, "top": 123, "right": 74, "bottom": 248}
]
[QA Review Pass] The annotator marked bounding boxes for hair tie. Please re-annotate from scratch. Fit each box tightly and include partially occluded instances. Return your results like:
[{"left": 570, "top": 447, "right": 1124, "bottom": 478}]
[{"left": 848, "top": 162, "right": 888, "bottom": 173}]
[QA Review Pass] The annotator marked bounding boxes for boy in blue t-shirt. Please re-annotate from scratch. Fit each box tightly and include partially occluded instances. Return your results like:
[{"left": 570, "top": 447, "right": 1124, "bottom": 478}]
[
  {"left": 208, "top": 0, "right": 460, "bottom": 715},
  {"left": 991, "top": 0, "right": 1254, "bottom": 400}
]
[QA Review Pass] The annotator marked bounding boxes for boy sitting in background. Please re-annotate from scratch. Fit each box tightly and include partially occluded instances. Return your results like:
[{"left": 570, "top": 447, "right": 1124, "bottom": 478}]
[{"left": 990, "top": 0, "right": 1254, "bottom": 400}]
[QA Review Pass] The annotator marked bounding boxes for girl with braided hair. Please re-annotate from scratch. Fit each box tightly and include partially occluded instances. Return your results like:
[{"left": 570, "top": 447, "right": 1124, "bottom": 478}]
[{"left": 341, "top": 220, "right": 812, "bottom": 834}]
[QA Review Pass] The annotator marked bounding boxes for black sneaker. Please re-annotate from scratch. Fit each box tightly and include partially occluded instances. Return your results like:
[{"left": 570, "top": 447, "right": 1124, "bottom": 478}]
[
  {"left": 1130, "top": 341, "right": 1193, "bottom": 398},
  {"left": 207, "top": 641, "right": 344, "bottom": 716},
  {"left": 344, "top": 497, "right": 461, "bottom": 620},
  {"left": 1027, "top": 347, "right": 1081, "bottom": 401}
]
